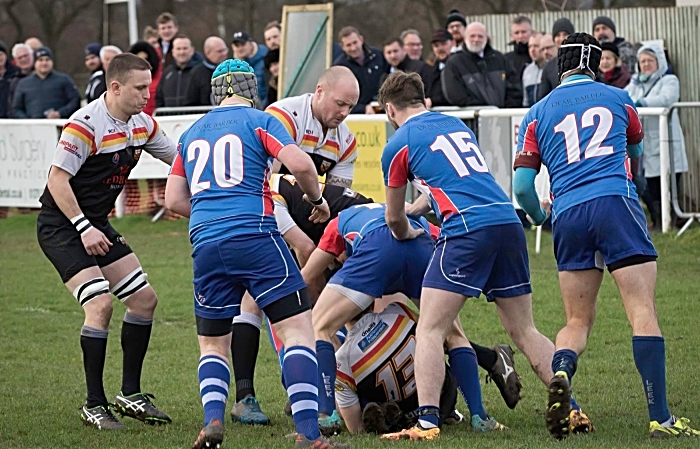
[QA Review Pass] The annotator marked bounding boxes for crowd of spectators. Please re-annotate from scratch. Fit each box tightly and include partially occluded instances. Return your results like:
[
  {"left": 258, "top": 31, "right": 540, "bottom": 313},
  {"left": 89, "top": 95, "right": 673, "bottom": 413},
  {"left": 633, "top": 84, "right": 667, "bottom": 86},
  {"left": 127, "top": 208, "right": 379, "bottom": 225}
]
[{"left": 0, "top": 10, "right": 688, "bottom": 229}]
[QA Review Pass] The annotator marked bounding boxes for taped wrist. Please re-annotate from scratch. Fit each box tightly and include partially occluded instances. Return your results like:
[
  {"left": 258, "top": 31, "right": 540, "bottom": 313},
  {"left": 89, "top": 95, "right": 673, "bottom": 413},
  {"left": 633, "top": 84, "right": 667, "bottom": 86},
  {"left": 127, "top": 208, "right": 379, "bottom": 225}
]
[{"left": 70, "top": 213, "right": 93, "bottom": 235}]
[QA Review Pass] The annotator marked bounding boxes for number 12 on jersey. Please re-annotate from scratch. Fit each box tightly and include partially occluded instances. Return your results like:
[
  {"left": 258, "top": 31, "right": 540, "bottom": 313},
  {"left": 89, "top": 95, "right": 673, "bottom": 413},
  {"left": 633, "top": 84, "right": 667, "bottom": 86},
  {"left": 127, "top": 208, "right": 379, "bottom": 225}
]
[
  {"left": 554, "top": 106, "right": 614, "bottom": 165},
  {"left": 430, "top": 131, "right": 489, "bottom": 177}
]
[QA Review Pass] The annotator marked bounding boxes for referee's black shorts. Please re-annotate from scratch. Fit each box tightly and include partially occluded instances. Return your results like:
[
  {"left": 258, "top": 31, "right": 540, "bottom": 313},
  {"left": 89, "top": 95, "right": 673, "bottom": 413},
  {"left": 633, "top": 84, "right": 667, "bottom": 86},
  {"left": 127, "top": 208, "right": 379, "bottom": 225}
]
[{"left": 37, "top": 208, "right": 133, "bottom": 283}]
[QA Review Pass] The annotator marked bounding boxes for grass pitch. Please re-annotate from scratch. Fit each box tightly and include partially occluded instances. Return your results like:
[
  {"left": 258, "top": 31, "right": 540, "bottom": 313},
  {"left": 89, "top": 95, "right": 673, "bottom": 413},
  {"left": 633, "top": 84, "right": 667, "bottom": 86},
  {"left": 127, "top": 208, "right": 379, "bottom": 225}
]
[{"left": 1, "top": 214, "right": 700, "bottom": 449}]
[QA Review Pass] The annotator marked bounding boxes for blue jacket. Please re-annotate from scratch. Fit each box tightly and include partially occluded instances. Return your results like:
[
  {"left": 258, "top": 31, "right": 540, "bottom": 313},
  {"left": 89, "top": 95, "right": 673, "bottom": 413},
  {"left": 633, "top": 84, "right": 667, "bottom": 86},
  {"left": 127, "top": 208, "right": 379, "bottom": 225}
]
[
  {"left": 11, "top": 70, "right": 80, "bottom": 118},
  {"left": 245, "top": 44, "right": 268, "bottom": 105},
  {"left": 333, "top": 45, "right": 389, "bottom": 114}
]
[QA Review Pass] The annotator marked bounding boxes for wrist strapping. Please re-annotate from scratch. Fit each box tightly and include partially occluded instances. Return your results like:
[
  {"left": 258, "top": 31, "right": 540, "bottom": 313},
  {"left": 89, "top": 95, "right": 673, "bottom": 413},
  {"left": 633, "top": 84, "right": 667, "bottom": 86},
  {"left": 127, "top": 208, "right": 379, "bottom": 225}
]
[
  {"left": 309, "top": 195, "right": 325, "bottom": 206},
  {"left": 70, "top": 213, "right": 93, "bottom": 235}
]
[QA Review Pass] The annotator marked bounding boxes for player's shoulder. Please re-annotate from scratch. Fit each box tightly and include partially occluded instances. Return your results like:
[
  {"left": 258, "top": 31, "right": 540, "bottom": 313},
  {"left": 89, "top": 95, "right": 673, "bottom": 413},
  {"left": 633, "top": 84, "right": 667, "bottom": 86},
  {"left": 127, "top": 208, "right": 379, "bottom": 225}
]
[
  {"left": 266, "top": 94, "right": 310, "bottom": 116},
  {"left": 66, "top": 100, "right": 104, "bottom": 132}
]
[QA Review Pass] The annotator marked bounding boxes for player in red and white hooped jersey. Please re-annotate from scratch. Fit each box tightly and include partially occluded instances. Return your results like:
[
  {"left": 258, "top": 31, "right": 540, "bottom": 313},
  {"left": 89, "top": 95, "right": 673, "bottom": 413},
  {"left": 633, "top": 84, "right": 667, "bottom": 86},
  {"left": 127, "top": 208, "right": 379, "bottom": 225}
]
[{"left": 266, "top": 66, "right": 359, "bottom": 188}]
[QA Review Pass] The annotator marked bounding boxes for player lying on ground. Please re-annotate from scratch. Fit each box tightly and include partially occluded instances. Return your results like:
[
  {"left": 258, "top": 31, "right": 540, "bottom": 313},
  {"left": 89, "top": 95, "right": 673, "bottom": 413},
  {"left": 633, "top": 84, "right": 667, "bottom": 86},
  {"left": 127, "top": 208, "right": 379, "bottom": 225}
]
[
  {"left": 38, "top": 53, "right": 174, "bottom": 430},
  {"left": 513, "top": 32, "right": 699, "bottom": 440},
  {"left": 378, "top": 71, "right": 590, "bottom": 441},
  {"left": 229, "top": 176, "right": 522, "bottom": 427},
  {"left": 335, "top": 301, "right": 463, "bottom": 434},
  {"left": 165, "top": 58, "right": 346, "bottom": 449},
  {"left": 304, "top": 203, "right": 508, "bottom": 435}
]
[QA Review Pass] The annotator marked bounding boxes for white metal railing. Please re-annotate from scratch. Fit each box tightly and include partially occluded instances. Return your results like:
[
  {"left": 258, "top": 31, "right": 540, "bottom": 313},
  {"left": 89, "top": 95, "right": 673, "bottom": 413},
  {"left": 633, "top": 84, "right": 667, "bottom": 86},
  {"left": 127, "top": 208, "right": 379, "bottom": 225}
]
[{"left": 1, "top": 105, "right": 695, "bottom": 235}]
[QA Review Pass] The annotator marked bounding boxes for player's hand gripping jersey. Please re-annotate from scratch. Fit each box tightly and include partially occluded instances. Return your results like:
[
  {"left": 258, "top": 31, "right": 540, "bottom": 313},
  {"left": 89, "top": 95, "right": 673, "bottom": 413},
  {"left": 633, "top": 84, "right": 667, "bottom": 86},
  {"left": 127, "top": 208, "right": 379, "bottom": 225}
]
[
  {"left": 269, "top": 174, "right": 372, "bottom": 244},
  {"left": 382, "top": 111, "right": 520, "bottom": 238},
  {"left": 170, "top": 104, "right": 295, "bottom": 249},
  {"left": 40, "top": 96, "right": 175, "bottom": 220},
  {"left": 515, "top": 76, "right": 644, "bottom": 219},
  {"left": 267, "top": 93, "right": 357, "bottom": 179}
]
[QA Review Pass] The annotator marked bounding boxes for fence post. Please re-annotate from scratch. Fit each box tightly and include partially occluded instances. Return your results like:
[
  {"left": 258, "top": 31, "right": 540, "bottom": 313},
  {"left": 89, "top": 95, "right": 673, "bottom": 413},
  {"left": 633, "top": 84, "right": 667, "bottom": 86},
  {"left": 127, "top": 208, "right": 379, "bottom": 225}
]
[{"left": 659, "top": 110, "right": 671, "bottom": 233}]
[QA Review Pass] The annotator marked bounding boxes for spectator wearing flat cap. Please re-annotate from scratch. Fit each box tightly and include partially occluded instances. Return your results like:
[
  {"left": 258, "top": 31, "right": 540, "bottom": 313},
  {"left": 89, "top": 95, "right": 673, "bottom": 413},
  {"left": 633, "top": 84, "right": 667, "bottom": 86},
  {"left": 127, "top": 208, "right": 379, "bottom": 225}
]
[
  {"left": 84, "top": 43, "right": 106, "bottom": 103},
  {"left": 11, "top": 47, "right": 79, "bottom": 118},
  {"left": 425, "top": 29, "right": 454, "bottom": 107},
  {"left": 537, "top": 17, "right": 574, "bottom": 101},
  {"left": 231, "top": 30, "right": 268, "bottom": 105},
  {"left": 597, "top": 42, "right": 631, "bottom": 89},
  {"left": 592, "top": 15, "right": 636, "bottom": 74},
  {"left": 0, "top": 40, "right": 20, "bottom": 118}
]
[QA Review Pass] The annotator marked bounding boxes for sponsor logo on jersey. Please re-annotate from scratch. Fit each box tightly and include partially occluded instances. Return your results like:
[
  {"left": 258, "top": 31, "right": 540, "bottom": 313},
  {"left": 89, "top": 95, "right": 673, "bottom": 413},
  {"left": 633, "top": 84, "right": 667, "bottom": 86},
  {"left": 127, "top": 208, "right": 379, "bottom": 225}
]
[
  {"left": 306, "top": 129, "right": 313, "bottom": 134},
  {"left": 335, "top": 383, "right": 345, "bottom": 392},
  {"left": 319, "top": 160, "right": 332, "bottom": 173},
  {"left": 107, "top": 128, "right": 115, "bottom": 133},
  {"left": 61, "top": 141, "right": 82, "bottom": 159},
  {"left": 112, "top": 153, "right": 120, "bottom": 164},
  {"left": 358, "top": 320, "right": 388, "bottom": 352},
  {"left": 133, "top": 148, "right": 142, "bottom": 162}
]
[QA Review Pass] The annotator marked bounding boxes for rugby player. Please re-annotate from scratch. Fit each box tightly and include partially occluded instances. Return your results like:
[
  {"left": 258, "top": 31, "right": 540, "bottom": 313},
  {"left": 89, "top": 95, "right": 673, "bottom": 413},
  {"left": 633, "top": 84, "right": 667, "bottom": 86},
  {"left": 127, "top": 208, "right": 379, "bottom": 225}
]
[
  {"left": 305, "top": 203, "right": 508, "bottom": 435},
  {"left": 513, "top": 33, "right": 699, "bottom": 440},
  {"left": 266, "top": 66, "right": 359, "bottom": 188},
  {"left": 335, "top": 302, "right": 460, "bottom": 434},
  {"left": 37, "top": 53, "right": 174, "bottom": 430},
  {"left": 164, "top": 59, "right": 344, "bottom": 449},
  {"left": 378, "top": 71, "right": 568, "bottom": 441}
]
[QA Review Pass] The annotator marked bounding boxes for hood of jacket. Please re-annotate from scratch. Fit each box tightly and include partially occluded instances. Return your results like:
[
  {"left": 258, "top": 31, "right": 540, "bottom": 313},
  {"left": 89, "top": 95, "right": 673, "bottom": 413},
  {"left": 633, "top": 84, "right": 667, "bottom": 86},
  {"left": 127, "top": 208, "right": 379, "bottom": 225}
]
[{"left": 633, "top": 41, "right": 667, "bottom": 85}]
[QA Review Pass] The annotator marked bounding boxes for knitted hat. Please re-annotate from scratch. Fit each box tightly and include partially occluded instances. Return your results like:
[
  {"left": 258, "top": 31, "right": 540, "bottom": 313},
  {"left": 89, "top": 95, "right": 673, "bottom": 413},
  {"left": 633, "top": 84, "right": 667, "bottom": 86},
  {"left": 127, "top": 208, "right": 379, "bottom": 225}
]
[
  {"left": 211, "top": 58, "right": 258, "bottom": 106},
  {"left": 84, "top": 43, "right": 101, "bottom": 58},
  {"left": 600, "top": 42, "right": 619, "bottom": 58},
  {"left": 34, "top": 46, "right": 53, "bottom": 61},
  {"left": 446, "top": 10, "right": 466, "bottom": 28},
  {"left": 558, "top": 32, "right": 601, "bottom": 81},
  {"left": 592, "top": 16, "right": 616, "bottom": 35},
  {"left": 552, "top": 18, "right": 575, "bottom": 37}
]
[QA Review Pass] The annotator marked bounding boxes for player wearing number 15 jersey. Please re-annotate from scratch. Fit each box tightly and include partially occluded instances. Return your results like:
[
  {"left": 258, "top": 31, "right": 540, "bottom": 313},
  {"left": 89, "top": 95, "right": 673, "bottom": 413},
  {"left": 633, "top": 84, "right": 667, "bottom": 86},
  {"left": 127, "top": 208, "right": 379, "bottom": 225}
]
[
  {"left": 165, "top": 59, "right": 343, "bottom": 449},
  {"left": 380, "top": 72, "right": 568, "bottom": 441}
]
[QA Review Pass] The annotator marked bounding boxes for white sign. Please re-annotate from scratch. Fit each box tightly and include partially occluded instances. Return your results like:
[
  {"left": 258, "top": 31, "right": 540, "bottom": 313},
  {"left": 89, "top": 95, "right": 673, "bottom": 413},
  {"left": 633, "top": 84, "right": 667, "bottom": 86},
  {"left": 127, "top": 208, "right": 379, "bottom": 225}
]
[{"left": 0, "top": 120, "right": 62, "bottom": 207}]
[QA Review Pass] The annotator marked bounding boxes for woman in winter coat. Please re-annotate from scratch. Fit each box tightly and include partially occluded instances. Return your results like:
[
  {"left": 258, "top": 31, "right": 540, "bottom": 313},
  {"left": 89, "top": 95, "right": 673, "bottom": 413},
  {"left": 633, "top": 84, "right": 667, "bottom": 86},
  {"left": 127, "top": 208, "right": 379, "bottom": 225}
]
[
  {"left": 625, "top": 42, "right": 687, "bottom": 230},
  {"left": 597, "top": 42, "right": 630, "bottom": 89}
]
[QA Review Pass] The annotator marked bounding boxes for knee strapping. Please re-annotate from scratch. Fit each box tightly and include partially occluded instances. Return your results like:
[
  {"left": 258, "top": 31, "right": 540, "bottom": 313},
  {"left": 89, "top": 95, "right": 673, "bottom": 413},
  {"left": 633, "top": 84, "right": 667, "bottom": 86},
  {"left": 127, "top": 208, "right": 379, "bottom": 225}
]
[
  {"left": 111, "top": 268, "right": 149, "bottom": 302},
  {"left": 73, "top": 278, "right": 111, "bottom": 307}
]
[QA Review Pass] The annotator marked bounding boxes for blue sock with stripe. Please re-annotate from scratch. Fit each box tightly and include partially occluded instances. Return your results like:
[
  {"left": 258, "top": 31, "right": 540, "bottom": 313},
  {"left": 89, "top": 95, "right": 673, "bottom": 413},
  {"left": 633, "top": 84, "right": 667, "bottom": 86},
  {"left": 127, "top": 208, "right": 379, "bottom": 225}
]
[
  {"left": 284, "top": 346, "right": 320, "bottom": 440},
  {"left": 198, "top": 355, "right": 230, "bottom": 426},
  {"left": 448, "top": 347, "right": 487, "bottom": 420},
  {"left": 633, "top": 336, "right": 671, "bottom": 423},
  {"left": 316, "top": 340, "right": 337, "bottom": 416}
]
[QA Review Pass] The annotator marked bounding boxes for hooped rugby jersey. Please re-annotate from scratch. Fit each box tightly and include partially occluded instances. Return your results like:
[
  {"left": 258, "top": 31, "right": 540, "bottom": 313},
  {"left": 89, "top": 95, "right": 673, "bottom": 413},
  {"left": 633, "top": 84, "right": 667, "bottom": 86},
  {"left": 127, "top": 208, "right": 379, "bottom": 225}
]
[
  {"left": 169, "top": 104, "right": 296, "bottom": 249},
  {"left": 514, "top": 76, "right": 644, "bottom": 218},
  {"left": 269, "top": 174, "right": 373, "bottom": 244},
  {"left": 382, "top": 111, "right": 520, "bottom": 239},
  {"left": 266, "top": 93, "right": 357, "bottom": 180},
  {"left": 317, "top": 203, "right": 431, "bottom": 258},
  {"left": 335, "top": 303, "right": 420, "bottom": 414},
  {"left": 40, "top": 95, "right": 175, "bottom": 220}
]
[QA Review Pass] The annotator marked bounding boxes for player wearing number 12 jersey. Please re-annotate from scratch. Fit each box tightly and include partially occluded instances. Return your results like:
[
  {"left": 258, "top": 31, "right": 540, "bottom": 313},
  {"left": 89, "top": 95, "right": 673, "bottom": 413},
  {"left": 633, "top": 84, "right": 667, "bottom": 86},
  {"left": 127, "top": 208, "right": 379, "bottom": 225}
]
[
  {"left": 380, "top": 71, "right": 569, "bottom": 440},
  {"left": 164, "top": 59, "right": 344, "bottom": 449},
  {"left": 514, "top": 33, "right": 698, "bottom": 440}
]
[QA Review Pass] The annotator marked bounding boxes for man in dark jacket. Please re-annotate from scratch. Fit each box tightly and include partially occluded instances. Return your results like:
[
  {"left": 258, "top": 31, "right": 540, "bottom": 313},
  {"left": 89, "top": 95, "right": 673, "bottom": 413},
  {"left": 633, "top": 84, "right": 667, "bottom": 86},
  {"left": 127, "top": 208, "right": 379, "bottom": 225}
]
[
  {"left": 536, "top": 17, "right": 574, "bottom": 101},
  {"left": 84, "top": 43, "right": 106, "bottom": 103},
  {"left": 381, "top": 38, "right": 432, "bottom": 90},
  {"left": 185, "top": 36, "right": 228, "bottom": 106},
  {"left": 425, "top": 29, "right": 454, "bottom": 108},
  {"left": 504, "top": 16, "right": 533, "bottom": 80},
  {"left": 442, "top": 22, "right": 522, "bottom": 108},
  {"left": 333, "top": 26, "right": 389, "bottom": 114},
  {"left": 592, "top": 15, "right": 636, "bottom": 74},
  {"left": 156, "top": 35, "right": 202, "bottom": 108},
  {"left": 11, "top": 47, "right": 80, "bottom": 118},
  {"left": 0, "top": 40, "right": 19, "bottom": 118}
]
